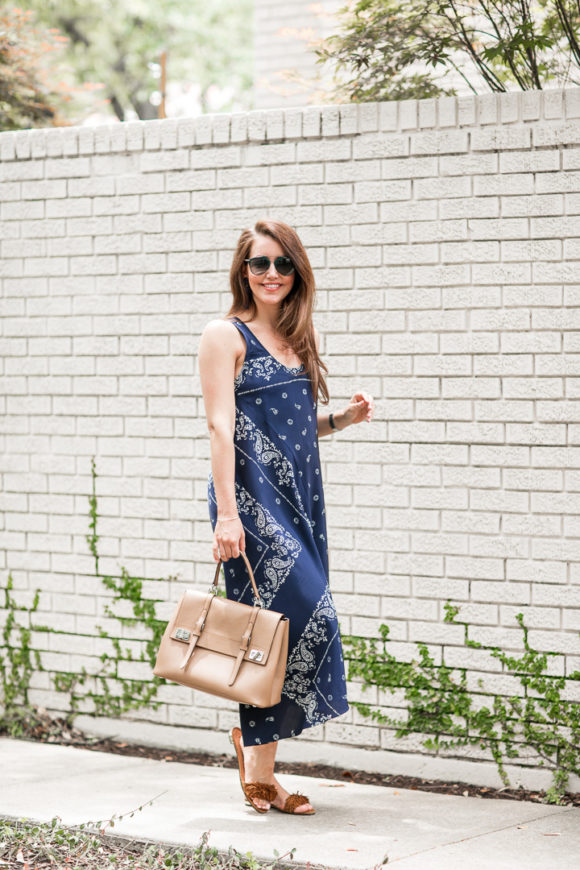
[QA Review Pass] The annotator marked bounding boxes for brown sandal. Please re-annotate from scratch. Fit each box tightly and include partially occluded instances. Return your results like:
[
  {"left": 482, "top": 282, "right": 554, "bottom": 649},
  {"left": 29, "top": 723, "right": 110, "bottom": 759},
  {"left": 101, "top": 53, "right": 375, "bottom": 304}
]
[
  {"left": 271, "top": 791, "right": 316, "bottom": 815},
  {"left": 230, "top": 727, "right": 277, "bottom": 814}
]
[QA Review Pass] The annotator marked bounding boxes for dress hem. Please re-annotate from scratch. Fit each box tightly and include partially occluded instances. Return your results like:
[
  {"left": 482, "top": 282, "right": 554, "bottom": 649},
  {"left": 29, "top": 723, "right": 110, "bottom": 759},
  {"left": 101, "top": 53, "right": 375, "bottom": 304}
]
[{"left": 240, "top": 702, "right": 350, "bottom": 746}]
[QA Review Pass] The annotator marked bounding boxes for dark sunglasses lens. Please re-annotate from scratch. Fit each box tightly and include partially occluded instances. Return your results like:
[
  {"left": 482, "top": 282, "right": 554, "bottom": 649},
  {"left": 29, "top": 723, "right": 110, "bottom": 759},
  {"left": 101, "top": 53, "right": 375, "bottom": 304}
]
[
  {"left": 249, "top": 257, "right": 270, "bottom": 275},
  {"left": 274, "top": 257, "right": 294, "bottom": 275}
]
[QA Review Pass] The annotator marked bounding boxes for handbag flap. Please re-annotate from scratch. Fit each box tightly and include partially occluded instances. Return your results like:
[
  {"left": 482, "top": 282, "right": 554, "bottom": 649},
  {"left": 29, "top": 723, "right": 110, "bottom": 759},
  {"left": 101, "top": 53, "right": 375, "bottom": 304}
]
[{"left": 170, "top": 591, "right": 285, "bottom": 666}]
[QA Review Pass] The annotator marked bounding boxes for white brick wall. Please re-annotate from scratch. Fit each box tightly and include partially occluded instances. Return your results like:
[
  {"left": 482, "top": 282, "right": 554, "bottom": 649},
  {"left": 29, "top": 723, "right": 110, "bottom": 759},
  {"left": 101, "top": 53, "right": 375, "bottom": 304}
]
[{"left": 2, "top": 89, "right": 580, "bottom": 774}]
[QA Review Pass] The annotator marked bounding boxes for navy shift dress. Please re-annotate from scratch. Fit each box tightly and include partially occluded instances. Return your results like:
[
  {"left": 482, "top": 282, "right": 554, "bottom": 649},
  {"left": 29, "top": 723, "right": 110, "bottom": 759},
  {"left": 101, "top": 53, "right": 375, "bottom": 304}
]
[{"left": 207, "top": 316, "right": 349, "bottom": 746}]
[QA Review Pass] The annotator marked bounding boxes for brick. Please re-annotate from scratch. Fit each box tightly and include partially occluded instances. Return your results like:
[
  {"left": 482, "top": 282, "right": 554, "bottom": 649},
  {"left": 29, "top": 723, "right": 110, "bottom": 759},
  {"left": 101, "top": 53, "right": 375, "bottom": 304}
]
[
  {"left": 383, "top": 156, "right": 436, "bottom": 179},
  {"left": 440, "top": 197, "right": 499, "bottom": 219},
  {"left": 419, "top": 98, "right": 437, "bottom": 128},
  {"left": 521, "top": 91, "right": 542, "bottom": 121},
  {"left": 440, "top": 153, "right": 497, "bottom": 175},
  {"left": 21, "top": 180, "right": 66, "bottom": 200},
  {"left": 379, "top": 101, "right": 398, "bottom": 131},
  {"left": 140, "top": 150, "right": 188, "bottom": 173},
  {"left": 457, "top": 97, "right": 477, "bottom": 127},
  {"left": 339, "top": 104, "right": 358, "bottom": 136},
  {"left": 246, "top": 143, "right": 295, "bottom": 166},
  {"left": 399, "top": 99, "right": 418, "bottom": 130},
  {"left": 283, "top": 108, "right": 302, "bottom": 139},
  {"left": 416, "top": 176, "right": 470, "bottom": 199},
  {"left": 410, "top": 130, "right": 468, "bottom": 155},
  {"left": 500, "top": 92, "right": 520, "bottom": 124},
  {"left": 438, "top": 97, "right": 457, "bottom": 127},
  {"left": 353, "top": 135, "right": 408, "bottom": 160},
  {"left": 191, "top": 146, "right": 241, "bottom": 169},
  {"left": 321, "top": 105, "right": 339, "bottom": 137},
  {"left": 544, "top": 90, "right": 564, "bottom": 120},
  {"left": 355, "top": 179, "right": 411, "bottom": 202},
  {"left": 536, "top": 170, "right": 580, "bottom": 193},
  {"left": 565, "top": 88, "right": 580, "bottom": 119},
  {"left": 527, "top": 630, "right": 580, "bottom": 655},
  {"left": 357, "top": 103, "right": 379, "bottom": 133},
  {"left": 297, "top": 139, "right": 351, "bottom": 162},
  {"left": 302, "top": 107, "right": 321, "bottom": 138},
  {"left": 478, "top": 93, "right": 499, "bottom": 125}
]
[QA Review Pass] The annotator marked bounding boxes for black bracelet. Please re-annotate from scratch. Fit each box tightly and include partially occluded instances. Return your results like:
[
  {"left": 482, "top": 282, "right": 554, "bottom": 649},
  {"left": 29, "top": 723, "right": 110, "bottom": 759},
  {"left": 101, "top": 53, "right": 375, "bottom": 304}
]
[{"left": 329, "top": 412, "right": 338, "bottom": 431}]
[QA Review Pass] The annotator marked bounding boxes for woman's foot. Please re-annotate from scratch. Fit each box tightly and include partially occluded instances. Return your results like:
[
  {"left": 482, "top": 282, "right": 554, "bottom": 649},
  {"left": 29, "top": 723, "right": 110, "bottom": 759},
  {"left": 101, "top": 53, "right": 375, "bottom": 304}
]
[
  {"left": 269, "top": 775, "right": 315, "bottom": 814},
  {"left": 231, "top": 727, "right": 276, "bottom": 814},
  {"left": 243, "top": 743, "right": 314, "bottom": 814},
  {"left": 242, "top": 741, "right": 277, "bottom": 811}
]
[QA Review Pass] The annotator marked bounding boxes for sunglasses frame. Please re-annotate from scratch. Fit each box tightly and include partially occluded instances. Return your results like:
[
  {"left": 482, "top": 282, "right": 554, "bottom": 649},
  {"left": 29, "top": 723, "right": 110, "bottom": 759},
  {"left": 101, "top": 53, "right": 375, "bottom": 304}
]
[{"left": 244, "top": 256, "right": 295, "bottom": 276}]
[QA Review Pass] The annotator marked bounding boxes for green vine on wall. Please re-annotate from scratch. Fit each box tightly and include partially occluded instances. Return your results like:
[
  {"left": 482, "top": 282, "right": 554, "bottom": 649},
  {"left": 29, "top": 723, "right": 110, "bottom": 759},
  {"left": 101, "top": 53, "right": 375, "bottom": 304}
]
[
  {"left": 0, "top": 574, "right": 43, "bottom": 736},
  {"left": 1, "top": 456, "right": 172, "bottom": 730},
  {"left": 55, "top": 456, "right": 169, "bottom": 721},
  {"left": 345, "top": 601, "right": 580, "bottom": 803}
]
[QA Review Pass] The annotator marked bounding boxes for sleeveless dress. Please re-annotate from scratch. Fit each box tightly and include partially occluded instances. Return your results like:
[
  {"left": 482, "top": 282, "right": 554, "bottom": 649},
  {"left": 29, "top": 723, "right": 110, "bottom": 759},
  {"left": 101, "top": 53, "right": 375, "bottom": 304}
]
[{"left": 207, "top": 316, "right": 349, "bottom": 746}]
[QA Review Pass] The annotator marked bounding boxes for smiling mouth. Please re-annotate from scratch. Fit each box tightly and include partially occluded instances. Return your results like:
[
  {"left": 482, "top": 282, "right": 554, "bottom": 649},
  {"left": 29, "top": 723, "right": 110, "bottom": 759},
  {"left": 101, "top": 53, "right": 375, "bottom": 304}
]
[{"left": 263, "top": 283, "right": 281, "bottom": 290}]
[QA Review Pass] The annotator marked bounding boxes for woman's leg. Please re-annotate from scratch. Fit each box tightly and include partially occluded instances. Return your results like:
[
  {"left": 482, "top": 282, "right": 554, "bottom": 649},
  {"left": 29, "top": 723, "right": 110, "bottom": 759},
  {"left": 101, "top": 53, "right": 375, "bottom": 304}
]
[{"left": 243, "top": 739, "right": 314, "bottom": 813}]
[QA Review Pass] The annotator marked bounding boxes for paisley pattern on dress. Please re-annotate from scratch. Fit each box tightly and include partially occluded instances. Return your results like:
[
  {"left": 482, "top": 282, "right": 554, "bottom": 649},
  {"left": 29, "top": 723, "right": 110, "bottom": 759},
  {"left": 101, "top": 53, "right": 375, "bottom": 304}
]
[
  {"left": 234, "top": 408, "right": 308, "bottom": 519},
  {"left": 283, "top": 587, "right": 346, "bottom": 725},
  {"left": 225, "top": 482, "right": 302, "bottom": 608},
  {"left": 207, "top": 316, "right": 349, "bottom": 745},
  {"left": 234, "top": 354, "right": 303, "bottom": 390}
]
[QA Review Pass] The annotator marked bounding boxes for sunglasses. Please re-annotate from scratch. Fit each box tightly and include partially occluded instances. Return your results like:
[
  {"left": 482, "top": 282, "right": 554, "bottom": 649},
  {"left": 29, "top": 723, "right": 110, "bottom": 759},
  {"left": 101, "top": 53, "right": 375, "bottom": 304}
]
[{"left": 244, "top": 256, "right": 295, "bottom": 277}]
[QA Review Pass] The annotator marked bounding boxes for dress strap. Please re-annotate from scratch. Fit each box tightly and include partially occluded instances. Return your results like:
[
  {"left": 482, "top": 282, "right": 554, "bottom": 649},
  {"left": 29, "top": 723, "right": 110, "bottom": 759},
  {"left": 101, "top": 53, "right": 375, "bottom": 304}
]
[
  {"left": 227, "top": 316, "right": 245, "bottom": 334},
  {"left": 228, "top": 317, "right": 255, "bottom": 345},
  {"left": 227, "top": 317, "right": 261, "bottom": 363}
]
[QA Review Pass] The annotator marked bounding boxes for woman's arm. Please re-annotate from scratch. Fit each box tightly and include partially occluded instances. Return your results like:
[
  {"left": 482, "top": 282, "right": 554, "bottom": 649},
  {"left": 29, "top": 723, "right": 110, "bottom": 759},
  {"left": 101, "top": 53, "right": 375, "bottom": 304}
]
[
  {"left": 318, "top": 408, "right": 350, "bottom": 437},
  {"left": 198, "top": 319, "right": 245, "bottom": 561}
]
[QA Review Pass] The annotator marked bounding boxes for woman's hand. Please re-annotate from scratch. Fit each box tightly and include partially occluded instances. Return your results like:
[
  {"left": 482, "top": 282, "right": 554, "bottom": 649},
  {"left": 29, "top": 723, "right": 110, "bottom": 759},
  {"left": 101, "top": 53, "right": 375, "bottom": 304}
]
[
  {"left": 342, "top": 391, "right": 375, "bottom": 427},
  {"left": 213, "top": 517, "right": 245, "bottom": 562}
]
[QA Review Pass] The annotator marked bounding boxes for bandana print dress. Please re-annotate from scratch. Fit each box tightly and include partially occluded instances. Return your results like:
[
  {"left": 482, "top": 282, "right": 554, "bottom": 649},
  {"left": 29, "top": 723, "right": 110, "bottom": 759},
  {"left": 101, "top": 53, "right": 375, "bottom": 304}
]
[{"left": 207, "top": 316, "right": 349, "bottom": 746}]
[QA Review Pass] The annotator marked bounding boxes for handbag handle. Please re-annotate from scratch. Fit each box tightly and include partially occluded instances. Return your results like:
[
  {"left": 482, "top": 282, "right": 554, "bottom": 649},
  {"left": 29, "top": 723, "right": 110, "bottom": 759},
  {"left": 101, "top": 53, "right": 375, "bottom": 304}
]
[{"left": 212, "top": 550, "right": 263, "bottom": 607}]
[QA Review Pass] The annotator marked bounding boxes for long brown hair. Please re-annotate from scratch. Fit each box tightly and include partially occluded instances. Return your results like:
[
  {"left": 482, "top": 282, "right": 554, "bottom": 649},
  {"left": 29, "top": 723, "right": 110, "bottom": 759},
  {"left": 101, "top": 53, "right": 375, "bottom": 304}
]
[{"left": 226, "top": 219, "right": 330, "bottom": 404}]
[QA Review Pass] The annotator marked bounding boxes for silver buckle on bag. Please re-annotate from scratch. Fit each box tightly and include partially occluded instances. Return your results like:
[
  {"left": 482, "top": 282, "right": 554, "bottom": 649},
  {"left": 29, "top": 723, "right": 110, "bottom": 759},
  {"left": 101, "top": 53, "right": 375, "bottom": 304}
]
[
  {"left": 175, "top": 627, "right": 191, "bottom": 642},
  {"left": 249, "top": 649, "right": 264, "bottom": 662}
]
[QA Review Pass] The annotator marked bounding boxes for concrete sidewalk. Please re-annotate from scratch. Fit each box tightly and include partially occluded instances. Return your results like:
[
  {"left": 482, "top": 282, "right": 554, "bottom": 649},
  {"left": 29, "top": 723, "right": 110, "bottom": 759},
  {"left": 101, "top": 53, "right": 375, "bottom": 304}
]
[{"left": 1, "top": 737, "right": 579, "bottom": 869}]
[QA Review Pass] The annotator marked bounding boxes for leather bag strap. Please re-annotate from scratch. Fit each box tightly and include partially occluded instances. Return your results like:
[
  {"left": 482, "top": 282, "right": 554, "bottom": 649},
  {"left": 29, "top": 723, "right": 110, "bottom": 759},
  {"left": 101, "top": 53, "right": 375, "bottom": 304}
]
[
  {"left": 227, "top": 605, "right": 261, "bottom": 686},
  {"left": 212, "top": 550, "right": 262, "bottom": 606},
  {"left": 179, "top": 590, "right": 214, "bottom": 670}
]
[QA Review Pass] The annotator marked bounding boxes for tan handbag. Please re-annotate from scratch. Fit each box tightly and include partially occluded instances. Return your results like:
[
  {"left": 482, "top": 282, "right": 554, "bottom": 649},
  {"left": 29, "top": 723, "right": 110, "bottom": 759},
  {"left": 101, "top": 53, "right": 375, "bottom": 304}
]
[{"left": 153, "top": 551, "right": 289, "bottom": 708}]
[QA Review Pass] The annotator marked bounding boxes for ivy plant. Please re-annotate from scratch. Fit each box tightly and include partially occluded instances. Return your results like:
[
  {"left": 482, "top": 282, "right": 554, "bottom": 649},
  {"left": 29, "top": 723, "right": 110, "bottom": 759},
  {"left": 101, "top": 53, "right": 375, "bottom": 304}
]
[
  {"left": 344, "top": 601, "right": 580, "bottom": 803},
  {"left": 0, "top": 574, "right": 43, "bottom": 736},
  {"left": 56, "top": 456, "right": 169, "bottom": 721},
  {"left": 1, "top": 456, "right": 170, "bottom": 729}
]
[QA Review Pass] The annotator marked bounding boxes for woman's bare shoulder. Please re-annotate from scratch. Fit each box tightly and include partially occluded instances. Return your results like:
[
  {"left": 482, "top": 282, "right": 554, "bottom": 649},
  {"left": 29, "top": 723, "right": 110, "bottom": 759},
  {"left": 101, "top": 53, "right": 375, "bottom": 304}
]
[
  {"left": 199, "top": 318, "right": 245, "bottom": 355},
  {"left": 202, "top": 316, "right": 237, "bottom": 334}
]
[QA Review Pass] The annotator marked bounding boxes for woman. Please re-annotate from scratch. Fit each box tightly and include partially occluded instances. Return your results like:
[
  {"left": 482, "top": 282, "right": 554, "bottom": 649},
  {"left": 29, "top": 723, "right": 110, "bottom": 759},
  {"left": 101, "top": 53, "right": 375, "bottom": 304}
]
[{"left": 198, "top": 219, "right": 374, "bottom": 815}]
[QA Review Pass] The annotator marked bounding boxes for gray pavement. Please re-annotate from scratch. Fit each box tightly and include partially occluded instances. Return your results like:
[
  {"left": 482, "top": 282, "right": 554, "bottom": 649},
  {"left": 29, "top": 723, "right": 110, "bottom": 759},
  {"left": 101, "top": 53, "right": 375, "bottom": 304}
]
[{"left": 1, "top": 737, "right": 579, "bottom": 869}]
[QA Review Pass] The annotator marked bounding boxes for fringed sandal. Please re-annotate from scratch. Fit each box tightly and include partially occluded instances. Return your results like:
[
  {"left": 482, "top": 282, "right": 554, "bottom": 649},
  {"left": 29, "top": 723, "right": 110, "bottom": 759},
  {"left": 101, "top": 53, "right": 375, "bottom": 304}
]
[
  {"left": 271, "top": 791, "right": 316, "bottom": 815},
  {"left": 230, "top": 726, "right": 277, "bottom": 814}
]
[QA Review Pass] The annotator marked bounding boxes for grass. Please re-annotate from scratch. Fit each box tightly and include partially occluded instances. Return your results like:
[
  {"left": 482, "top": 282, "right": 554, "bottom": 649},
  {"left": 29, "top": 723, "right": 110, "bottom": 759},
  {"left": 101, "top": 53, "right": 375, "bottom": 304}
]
[{"left": 0, "top": 815, "right": 297, "bottom": 870}]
